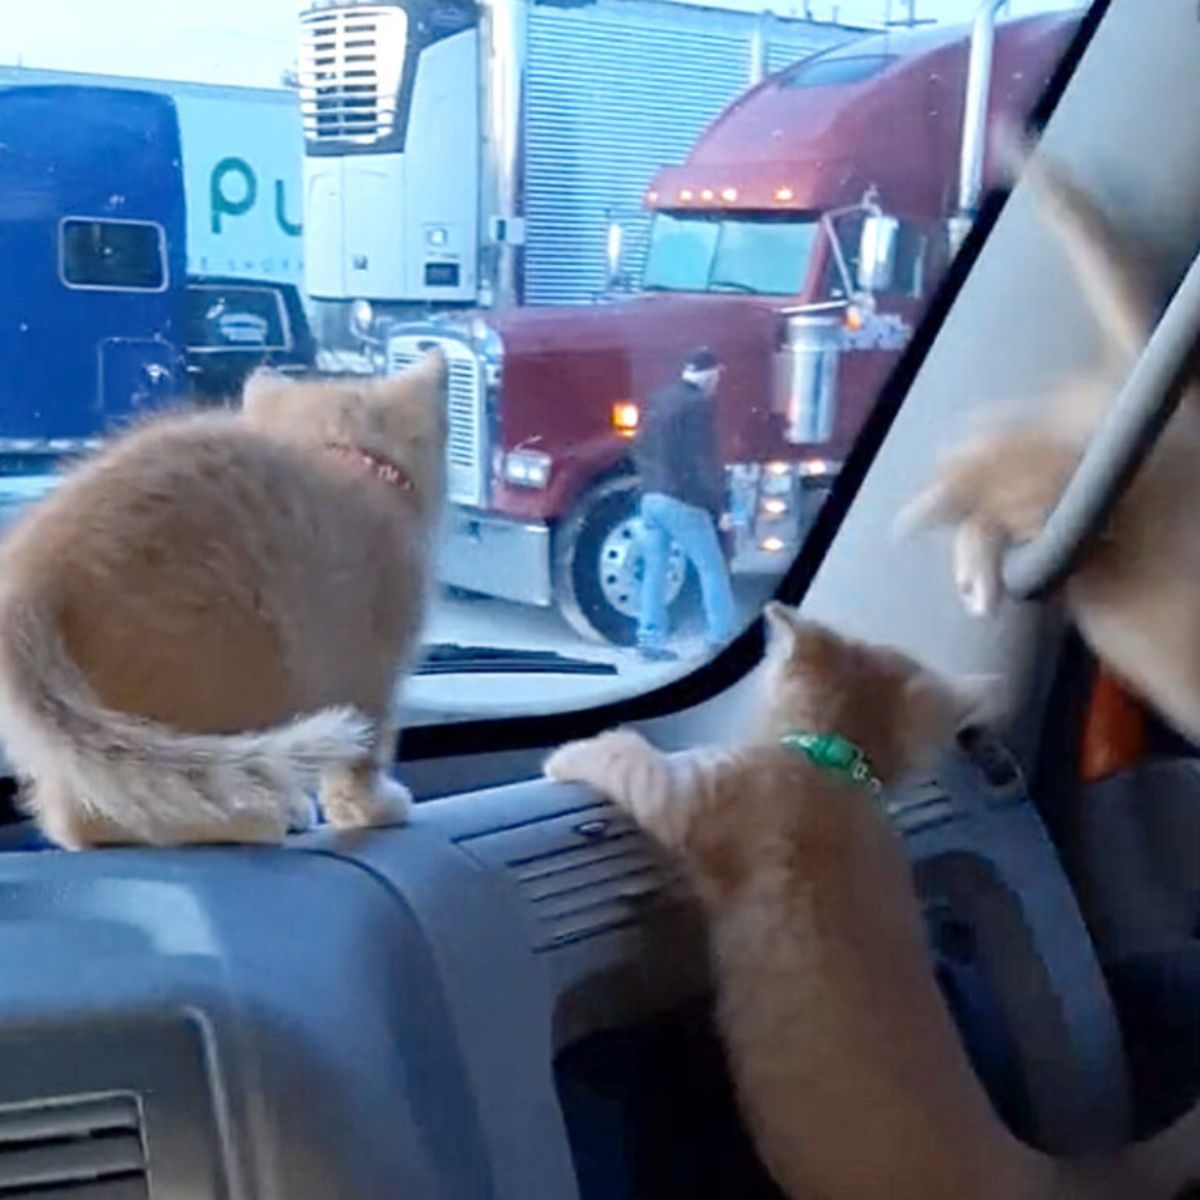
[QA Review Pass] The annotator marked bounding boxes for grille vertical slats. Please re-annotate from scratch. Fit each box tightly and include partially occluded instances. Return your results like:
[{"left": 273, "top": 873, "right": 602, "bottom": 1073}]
[{"left": 387, "top": 336, "right": 486, "bottom": 506}]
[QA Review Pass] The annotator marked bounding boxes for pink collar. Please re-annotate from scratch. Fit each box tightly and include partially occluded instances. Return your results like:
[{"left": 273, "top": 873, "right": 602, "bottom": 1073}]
[{"left": 326, "top": 442, "right": 414, "bottom": 495}]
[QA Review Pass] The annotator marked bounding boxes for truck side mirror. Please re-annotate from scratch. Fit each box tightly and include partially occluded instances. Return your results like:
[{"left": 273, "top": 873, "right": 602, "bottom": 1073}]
[
  {"left": 603, "top": 216, "right": 627, "bottom": 296},
  {"left": 856, "top": 214, "right": 899, "bottom": 294}
]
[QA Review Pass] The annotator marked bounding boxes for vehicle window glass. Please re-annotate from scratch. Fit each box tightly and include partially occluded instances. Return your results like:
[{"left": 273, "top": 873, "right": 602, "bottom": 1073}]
[
  {"left": 643, "top": 215, "right": 720, "bottom": 291},
  {"left": 61, "top": 220, "right": 165, "bottom": 291},
  {"left": 645, "top": 214, "right": 821, "bottom": 296},
  {"left": 710, "top": 219, "right": 821, "bottom": 296},
  {"left": 0, "top": 0, "right": 1094, "bottom": 730},
  {"left": 781, "top": 53, "right": 896, "bottom": 88},
  {"left": 186, "top": 286, "right": 289, "bottom": 351}
]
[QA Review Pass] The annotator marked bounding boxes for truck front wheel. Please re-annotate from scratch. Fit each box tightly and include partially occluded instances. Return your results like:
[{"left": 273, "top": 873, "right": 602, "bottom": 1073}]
[{"left": 553, "top": 476, "right": 693, "bottom": 646}]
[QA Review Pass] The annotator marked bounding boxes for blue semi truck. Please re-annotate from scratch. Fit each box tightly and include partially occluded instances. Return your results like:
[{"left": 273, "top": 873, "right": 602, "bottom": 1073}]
[
  {"left": 0, "top": 83, "right": 315, "bottom": 529},
  {"left": 0, "top": 84, "right": 188, "bottom": 460}
]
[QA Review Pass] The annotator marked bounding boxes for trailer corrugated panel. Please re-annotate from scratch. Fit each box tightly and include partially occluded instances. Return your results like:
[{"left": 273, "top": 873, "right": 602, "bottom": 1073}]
[{"left": 524, "top": 0, "right": 856, "bottom": 306}]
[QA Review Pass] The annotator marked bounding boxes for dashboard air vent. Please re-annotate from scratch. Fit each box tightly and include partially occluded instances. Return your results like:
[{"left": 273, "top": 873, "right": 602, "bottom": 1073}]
[
  {"left": 0, "top": 1093, "right": 146, "bottom": 1199},
  {"left": 887, "top": 779, "right": 957, "bottom": 835},
  {"left": 459, "top": 803, "right": 686, "bottom": 950}
]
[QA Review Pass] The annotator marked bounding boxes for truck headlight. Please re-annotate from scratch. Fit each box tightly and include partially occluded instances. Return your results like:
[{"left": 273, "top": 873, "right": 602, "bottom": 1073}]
[
  {"left": 762, "top": 461, "right": 795, "bottom": 495},
  {"left": 503, "top": 449, "right": 551, "bottom": 489},
  {"left": 611, "top": 401, "right": 639, "bottom": 437},
  {"left": 350, "top": 298, "right": 374, "bottom": 338},
  {"left": 799, "top": 458, "right": 837, "bottom": 481}
]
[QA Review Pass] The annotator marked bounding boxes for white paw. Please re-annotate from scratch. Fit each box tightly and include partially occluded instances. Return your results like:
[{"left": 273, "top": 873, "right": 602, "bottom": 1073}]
[
  {"left": 365, "top": 774, "right": 413, "bottom": 826},
  {"left": 958, "top": 569, "right": 997, "bottom": 618},
  {"left": 322, "top": 771, "right": 412, "bottom": 830},
  {"left": 953, "top": 523, "right": 1004, "bottom": 618},
  {"left": 286, "top": 791, "right": 320, "bottom": 832},
  {"left": 544, "top": 738, "right": 599, "bottom": 785}
]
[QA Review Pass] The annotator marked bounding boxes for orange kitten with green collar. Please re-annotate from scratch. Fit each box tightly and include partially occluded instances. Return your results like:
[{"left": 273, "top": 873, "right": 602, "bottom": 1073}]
[
  {"left": 0, "top": 353, "right": 446, "bottom": 848},
  {"left": 546, "top": 604, "right": 1200, "bottom": 1200}
]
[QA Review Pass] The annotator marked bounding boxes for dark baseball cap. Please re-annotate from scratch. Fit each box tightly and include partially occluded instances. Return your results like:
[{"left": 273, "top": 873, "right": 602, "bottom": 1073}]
[{"left": 683, "top": 347, "right": 721, "bottom": 372}]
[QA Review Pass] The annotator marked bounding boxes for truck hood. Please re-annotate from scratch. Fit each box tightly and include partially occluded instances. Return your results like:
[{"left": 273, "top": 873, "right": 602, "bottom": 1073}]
[
  {"left": 483, "top": 292, "right": 782, "bottom": 357},
  {"left": 473, "top": 293, "right": 793, "bottom": 498}
]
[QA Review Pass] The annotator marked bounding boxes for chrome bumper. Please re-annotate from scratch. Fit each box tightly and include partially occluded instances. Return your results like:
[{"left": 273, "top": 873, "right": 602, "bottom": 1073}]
[
  {"left": 726, "top": 468, "right": 831, "bottom": 576},
  {"left": 730, "top": 540, "right": 794, "bottom": 576},
  {"left": 437, "top": 507, "right": 554, "bottom": 607}
]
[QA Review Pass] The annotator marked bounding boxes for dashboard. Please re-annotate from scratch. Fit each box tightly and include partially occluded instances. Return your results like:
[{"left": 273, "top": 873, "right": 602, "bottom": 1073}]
[{"left": 0, "top": 732, "right": 1128, "bottom": 1198}]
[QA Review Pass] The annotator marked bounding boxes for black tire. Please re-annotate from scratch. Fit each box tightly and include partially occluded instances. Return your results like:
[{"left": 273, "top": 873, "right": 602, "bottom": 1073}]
[{"left": 553, "top": 475, "right": 695, "bottom": 646}]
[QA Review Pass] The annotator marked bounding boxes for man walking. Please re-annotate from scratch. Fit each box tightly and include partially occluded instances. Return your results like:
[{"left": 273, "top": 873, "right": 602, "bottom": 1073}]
[{"left": 632, "top": 347, "right": 736, "bottom": 663}]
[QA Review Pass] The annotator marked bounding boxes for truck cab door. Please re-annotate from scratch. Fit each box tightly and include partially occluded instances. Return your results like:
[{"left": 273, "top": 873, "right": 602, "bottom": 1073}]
[{"left": 99, "top": 337, "right": 179, "bottom": 418}]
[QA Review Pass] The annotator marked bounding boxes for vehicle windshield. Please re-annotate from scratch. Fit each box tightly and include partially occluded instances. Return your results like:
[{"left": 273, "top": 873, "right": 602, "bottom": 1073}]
[
  {"left": 0, "top": 0, "right": 1091, "bottom": 734},
  {"left": 642, "top": 214, "right": 821, "bottom": 297},
  {"left": 186, "top": 284, "right": 290, "bottom": 351}
]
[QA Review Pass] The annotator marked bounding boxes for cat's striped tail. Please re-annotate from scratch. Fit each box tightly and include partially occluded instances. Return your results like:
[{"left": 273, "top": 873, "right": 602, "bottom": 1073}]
[{"left": 0, "top": 583, "right": 373, "bottom": 846}]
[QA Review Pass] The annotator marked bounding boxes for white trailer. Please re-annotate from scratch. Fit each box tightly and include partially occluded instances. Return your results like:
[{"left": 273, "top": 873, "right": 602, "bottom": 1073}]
[{"left": 297, "top": 0, "right": 861, "bottom": 336}]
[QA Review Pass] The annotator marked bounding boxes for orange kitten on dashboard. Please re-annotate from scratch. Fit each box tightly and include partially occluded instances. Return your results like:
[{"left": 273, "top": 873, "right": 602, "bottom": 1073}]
[
  {"left": 900, "top": 124, "right": 1200, "bottom": 746},
  {"left": 0, "top": 353, "right": 446, "bottom": 848},
  {"left": 545, "top": 605, "right": 1200, "bottom": 1200}
]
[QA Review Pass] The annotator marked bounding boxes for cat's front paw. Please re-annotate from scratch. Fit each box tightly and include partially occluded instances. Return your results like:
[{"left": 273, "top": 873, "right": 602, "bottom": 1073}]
[
  {"left": 364, "top": 774, "right": 414, "bottom": 826},
  {"left": 953, "top": 521, "right": 1006, "bottom": 618},
  {"left": 544, "top": 736, "right": 605, "bottom": 786},
  {"left": 545, "top": 730, "right": 649, "bottom": 799}
]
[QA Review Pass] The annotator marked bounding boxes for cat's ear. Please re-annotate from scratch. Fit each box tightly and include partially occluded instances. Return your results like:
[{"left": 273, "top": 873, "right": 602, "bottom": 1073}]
[
  {"left": 763, "top": 605, "right": 845, "bottom": 667},
  {"left": 370, "top": 351, "right": 448, "bottom": 448},
  {"left": 789, "top": 622, "right": 847, "bottom": 678},
  {"left": 373, "top": 350, "right": 446, "bottom": 410},
  {"left": 763, "top": 601, "right": 799, "bottom": 649},
  {"left": 241, "top": 367, "right": 296, "bottom": 422}
]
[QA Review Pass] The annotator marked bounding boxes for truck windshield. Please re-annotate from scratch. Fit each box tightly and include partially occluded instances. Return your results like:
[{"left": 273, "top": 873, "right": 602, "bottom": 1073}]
[
  {"left": 642, "top": 213, "right": 820, "bottom": 296},
  {"left": 0, "top": 0, "right": 1094, "bottom": 725}
]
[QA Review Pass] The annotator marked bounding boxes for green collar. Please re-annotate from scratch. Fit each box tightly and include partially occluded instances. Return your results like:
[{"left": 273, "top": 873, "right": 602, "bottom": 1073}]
[{"left": 779, "top": 731, "right": 883, "bottom": 795}]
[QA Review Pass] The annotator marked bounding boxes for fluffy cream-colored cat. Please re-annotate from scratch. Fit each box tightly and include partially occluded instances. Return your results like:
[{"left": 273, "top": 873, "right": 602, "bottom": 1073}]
[
  {"left": 0, "top": 352, "right": 446, "bottom": 848},
  {"left": 546, "top": 605, "right": 1200, "bottom": 1200},
  {"left": 900, "top": 126, "right": 1200, "bottom": 746}
]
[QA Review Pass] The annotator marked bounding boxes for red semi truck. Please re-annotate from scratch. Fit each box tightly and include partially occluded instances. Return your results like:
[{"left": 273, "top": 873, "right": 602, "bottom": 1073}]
[{"left": 384, "top": 8, "right": 1082, "bottom": 644}]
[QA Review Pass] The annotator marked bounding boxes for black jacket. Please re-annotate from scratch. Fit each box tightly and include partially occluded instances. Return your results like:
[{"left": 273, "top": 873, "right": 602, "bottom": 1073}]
[{"left": 632, "top": 379, "right": 724, "bottom": 516}]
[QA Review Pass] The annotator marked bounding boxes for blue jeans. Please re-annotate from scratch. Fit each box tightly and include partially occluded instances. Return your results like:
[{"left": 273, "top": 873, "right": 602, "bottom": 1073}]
[{"left": 638, "top": 492, "right": 736, "bottom": 651}]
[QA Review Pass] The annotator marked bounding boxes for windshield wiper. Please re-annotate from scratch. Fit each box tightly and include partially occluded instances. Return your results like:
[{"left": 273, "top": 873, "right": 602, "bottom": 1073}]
[
  {"left": 417, "top": 643, "right": 618, "bottom": 677},
  {"left": 708, "top": 280, "right": 758, "bottom": 294}
]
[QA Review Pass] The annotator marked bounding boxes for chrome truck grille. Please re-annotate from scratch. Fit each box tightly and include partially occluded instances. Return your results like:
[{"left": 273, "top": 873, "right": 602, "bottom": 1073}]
[
  {"left": 387, "top": 335, "right": 487, "bottom": 506},
  {"left": 298, "top": 5, "right": 408, "bottom": 144}
]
